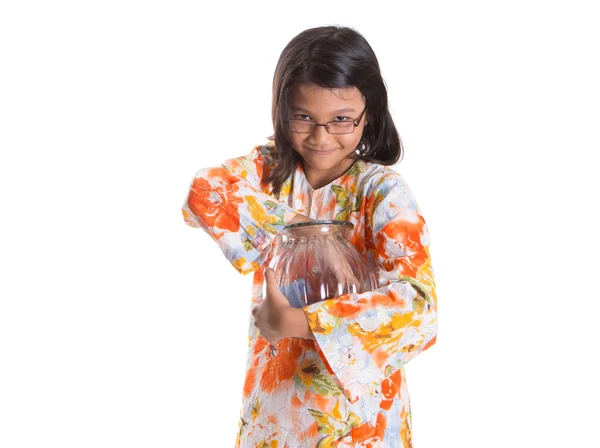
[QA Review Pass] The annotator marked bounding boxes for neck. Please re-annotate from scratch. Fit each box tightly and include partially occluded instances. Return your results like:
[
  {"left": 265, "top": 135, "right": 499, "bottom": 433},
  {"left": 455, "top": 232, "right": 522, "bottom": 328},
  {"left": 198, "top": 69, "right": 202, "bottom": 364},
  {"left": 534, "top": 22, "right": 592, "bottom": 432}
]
[{"left": 302, "top": 157, "right": 357, "bottom": 190}]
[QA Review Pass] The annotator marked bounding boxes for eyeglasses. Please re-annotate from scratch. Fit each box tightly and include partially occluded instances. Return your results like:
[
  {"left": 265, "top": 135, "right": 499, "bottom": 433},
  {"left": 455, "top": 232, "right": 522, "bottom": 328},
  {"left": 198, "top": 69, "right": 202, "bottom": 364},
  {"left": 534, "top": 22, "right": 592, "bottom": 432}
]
[{"left": 287, "top": 107, "right": 367, "bottom": 135}]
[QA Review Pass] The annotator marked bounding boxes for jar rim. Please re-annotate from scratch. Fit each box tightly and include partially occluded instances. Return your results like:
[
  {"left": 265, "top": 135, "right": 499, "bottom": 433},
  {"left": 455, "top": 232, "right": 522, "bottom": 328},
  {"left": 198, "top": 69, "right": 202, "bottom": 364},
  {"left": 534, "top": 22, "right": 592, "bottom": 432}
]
[{"left": 284, "top": 219, "right": 354, "bottom": 230}]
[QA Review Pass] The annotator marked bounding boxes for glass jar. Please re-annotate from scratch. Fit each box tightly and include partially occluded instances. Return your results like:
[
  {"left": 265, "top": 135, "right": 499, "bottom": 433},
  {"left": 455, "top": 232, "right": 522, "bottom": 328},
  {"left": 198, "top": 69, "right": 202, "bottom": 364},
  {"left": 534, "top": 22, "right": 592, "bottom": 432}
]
[{"left": 267, "top": 220, "right": 379, "bottom": 308}]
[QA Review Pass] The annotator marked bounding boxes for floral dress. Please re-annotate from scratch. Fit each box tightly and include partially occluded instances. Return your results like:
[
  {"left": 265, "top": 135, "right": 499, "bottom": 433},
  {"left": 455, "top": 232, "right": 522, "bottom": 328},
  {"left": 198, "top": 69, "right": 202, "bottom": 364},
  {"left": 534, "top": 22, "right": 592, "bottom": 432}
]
[{"left": 182, "top": 142, "right": 438, "bottom": 448}]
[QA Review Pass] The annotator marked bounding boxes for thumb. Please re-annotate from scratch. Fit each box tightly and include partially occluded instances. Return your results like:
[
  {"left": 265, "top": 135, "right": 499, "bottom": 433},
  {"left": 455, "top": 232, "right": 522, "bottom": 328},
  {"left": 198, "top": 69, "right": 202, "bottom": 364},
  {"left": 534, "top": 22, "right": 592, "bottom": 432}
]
[
  {"left": 264, "top": 268, "right": 278, "bottom": 293},
  {"left": 264, "top": 268, "right": 288, "bottom": 304}
]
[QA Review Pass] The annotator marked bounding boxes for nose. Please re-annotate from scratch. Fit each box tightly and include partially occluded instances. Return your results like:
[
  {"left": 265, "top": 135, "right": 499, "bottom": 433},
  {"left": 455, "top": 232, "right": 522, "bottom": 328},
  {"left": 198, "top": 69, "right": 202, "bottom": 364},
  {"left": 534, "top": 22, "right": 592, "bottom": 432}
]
[{"left": 308, "top": 124, "right": 333, "bottom": 146}]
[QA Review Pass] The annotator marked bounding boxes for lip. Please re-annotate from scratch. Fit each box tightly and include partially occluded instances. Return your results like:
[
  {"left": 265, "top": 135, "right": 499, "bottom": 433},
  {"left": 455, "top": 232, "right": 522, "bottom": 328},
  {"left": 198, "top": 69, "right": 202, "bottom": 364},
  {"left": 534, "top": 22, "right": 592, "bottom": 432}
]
[{"left": 307, "top": 148, "right": 337, "bottom": 155}]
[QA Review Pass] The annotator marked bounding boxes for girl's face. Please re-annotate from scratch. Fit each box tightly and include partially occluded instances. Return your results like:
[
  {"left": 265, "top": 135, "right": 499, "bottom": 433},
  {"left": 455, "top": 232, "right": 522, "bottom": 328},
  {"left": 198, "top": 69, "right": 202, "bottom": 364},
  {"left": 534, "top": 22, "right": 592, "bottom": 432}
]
[{"left": 288, "top": 83, "right": 367, "bottom": 190}]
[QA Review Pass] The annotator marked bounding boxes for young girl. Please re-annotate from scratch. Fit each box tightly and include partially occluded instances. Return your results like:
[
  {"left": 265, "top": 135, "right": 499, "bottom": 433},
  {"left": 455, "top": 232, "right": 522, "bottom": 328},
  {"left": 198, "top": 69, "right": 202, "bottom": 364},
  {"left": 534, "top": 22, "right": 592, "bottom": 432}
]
[{"left": 182, "top": 26, "right": 437, "bottom": 448}]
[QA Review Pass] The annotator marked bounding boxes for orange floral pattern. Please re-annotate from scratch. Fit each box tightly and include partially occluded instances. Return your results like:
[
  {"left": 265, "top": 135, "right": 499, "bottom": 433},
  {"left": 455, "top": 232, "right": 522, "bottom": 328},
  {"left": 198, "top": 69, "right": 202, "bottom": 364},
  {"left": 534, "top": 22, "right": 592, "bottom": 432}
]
[
  {"left": 187, "top": 169, "right": 244, "bottom": 232},
  {"left": 182, "top": 142, "right": 437, "bottom": 447}
]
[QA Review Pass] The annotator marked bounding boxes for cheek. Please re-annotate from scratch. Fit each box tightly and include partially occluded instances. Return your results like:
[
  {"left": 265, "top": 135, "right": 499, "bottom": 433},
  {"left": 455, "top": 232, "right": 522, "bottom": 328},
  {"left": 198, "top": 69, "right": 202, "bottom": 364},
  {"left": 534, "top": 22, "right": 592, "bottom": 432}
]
[
  {"left": 342, "top": 132, "right": 363, "bottom": 148},
  {"left": 288, "top": 133, "right": 302, "bottom": 150}
]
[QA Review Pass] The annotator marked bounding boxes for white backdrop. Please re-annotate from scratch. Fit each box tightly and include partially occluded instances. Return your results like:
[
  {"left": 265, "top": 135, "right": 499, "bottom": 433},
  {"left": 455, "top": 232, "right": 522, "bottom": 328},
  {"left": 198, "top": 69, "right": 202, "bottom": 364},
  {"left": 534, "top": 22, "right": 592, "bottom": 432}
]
[{"left": 1, "top": 1, "right": 599, "bottom": 447}]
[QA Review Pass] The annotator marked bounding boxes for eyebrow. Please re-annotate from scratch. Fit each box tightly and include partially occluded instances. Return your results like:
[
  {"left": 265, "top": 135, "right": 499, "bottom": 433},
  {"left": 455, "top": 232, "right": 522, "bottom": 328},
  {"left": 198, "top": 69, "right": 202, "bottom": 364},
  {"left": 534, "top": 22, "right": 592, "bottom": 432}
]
[{"left": 292, "top": 107, "right": 356, "bottom": 114}]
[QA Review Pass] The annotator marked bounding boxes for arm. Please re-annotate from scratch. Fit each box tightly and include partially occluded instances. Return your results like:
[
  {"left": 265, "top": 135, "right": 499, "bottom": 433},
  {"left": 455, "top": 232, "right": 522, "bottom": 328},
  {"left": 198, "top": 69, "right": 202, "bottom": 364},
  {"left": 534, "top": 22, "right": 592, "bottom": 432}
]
[
  {"left": 182, "top": 145, "right": 306, "bottom": 275},
  {"left": 298, "top": 173, "right": 438, "bottom": 404}
]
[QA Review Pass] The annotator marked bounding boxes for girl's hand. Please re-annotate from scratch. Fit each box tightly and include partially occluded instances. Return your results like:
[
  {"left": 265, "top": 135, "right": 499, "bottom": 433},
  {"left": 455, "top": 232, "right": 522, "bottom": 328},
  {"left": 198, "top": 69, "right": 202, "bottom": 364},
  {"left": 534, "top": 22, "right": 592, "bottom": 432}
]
[
  {"left": 322, "top": 238, "right": 360, "bottom": 287},
  {"left": 252, "top": 268, "right": 294, "bottom": 346},
  {"left": 289, "top": 213, "right": 314, "bottom": 224}
]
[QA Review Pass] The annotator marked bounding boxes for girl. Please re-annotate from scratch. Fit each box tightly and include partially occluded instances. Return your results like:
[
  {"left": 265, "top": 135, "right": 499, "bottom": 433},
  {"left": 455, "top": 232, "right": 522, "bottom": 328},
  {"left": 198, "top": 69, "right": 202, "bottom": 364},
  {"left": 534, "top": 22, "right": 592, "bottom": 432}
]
[{"left": 182, "top": 26, "right": 437, "bottom": 448}]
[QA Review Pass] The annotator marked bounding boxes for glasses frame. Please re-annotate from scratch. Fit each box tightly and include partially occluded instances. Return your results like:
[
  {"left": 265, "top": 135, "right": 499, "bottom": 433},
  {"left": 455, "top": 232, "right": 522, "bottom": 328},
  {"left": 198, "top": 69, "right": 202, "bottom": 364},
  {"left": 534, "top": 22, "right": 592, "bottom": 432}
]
[{"left": 287, "top": 107, "right": 367, "bottom": 135}]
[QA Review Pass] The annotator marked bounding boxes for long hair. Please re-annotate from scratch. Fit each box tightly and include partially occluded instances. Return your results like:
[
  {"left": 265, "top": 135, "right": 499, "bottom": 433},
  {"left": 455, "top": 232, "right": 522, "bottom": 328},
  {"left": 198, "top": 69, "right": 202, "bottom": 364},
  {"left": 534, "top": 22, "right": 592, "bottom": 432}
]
[{"left": 265, "top": 25, "right": 403, "bottom": 196}]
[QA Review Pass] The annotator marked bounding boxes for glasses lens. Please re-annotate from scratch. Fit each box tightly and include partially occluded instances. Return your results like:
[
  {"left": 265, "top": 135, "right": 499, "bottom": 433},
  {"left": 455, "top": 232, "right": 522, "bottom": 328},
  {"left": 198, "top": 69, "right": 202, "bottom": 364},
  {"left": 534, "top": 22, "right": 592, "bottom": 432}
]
[
  {"left": 327, "top": 122, "right": 354, "bottom": 134},
  {"left": 289, "top": 120, "right": 314, "bottom": 133}
]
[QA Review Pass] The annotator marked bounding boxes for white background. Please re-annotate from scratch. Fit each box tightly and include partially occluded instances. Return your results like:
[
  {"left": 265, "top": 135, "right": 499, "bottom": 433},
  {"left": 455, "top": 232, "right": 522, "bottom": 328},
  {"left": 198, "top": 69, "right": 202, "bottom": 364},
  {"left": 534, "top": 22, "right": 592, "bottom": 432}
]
[{"left": 1, "top": 1, "right": 599, "bottom": 447}]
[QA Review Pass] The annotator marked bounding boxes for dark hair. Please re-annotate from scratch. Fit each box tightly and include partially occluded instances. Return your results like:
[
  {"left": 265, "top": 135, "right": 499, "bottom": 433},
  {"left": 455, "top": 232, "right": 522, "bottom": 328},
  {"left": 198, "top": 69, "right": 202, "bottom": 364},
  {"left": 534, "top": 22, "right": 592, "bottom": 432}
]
[{"left": 265, "top": 25, "right": 403, "bottom": 196}]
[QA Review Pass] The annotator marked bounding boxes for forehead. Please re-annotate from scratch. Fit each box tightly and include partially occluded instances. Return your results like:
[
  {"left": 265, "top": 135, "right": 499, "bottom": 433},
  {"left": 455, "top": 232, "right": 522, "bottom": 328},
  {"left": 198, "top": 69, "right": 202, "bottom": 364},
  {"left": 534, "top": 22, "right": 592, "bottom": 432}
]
[{"left": 291, "top": 83, "right": 364, "bottom": 112}]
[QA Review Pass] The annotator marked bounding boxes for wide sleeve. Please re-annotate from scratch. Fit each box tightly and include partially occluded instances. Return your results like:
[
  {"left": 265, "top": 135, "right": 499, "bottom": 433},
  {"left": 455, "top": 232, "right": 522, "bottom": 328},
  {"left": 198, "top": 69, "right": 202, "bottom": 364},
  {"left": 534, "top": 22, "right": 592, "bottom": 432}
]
[
  {"left": 301, "top": 172, "right": 438, "bottom": 404},
  {"left": 181, "top": 144, "right": 300, "bottom": 275}
]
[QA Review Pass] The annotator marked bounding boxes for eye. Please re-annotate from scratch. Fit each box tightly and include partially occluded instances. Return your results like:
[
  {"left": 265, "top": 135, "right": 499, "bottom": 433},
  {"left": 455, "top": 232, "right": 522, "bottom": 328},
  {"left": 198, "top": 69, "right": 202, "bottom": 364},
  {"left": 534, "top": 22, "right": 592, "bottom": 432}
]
[
  {"left": 333, "top": 116, "right": 351, "bottom": 122},
  {"left": 293, "top": 114, "right": 312, "bottom": 121}
]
